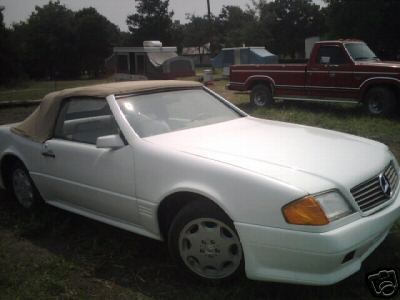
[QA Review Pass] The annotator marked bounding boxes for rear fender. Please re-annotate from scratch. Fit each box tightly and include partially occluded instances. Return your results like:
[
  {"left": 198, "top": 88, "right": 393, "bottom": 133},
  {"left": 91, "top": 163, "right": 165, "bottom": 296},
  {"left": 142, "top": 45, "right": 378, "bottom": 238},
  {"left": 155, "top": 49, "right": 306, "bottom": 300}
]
[
  {"left": 245, "top": 75, "right": 276, "bottom": 93},
  {"left": 0, "top": 131, "right": 42, "bottom": 189}
]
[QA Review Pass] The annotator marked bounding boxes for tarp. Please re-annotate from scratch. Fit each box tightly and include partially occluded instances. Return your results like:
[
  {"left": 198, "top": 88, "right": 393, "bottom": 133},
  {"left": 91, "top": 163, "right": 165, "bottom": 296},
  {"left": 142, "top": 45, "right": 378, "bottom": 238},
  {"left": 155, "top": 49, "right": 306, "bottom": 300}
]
[
  {"left": 147, "top": 52, "right": 177, "bottom": 67},
  {"left": 11, "top": 80, "right": 202, "bottom": 143},
  {"left": 212, "top": 47, "right": 279, "bottom": 68},
  {"left": 251, "top": 48, "right": 276, "bottom": 58}
]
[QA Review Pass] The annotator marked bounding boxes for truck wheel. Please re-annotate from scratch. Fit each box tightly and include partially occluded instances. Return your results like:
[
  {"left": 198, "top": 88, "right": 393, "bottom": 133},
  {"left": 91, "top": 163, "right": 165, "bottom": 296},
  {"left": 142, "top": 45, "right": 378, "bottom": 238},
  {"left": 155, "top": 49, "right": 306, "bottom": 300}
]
[
  {"left": 168, "top": 201, "right": 243, "bottom": 283},
  {"left": 364, "top": 87, "right": 396, "bottom": 115},
  {"left": 250, "top": 84, "right": 273, "bottom": 107}
]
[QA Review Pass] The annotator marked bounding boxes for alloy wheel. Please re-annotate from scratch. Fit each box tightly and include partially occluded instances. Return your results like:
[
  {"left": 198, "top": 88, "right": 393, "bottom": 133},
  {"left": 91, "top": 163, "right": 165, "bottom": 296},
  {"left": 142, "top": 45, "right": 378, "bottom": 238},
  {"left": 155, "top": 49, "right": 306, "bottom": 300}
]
[
  {"left": 12, "top": 168, "right": 35, "bottom": 209},
  {"left": 178, "top": 218, "right": 242, "bottom": 279}
]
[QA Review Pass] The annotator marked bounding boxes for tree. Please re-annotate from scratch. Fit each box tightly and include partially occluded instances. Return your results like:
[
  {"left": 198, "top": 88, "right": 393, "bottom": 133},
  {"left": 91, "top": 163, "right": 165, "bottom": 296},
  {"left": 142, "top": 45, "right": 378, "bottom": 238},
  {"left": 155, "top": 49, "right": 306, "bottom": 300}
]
[
  {"left": 218, "top": 6, "right": 264, "bottom": 48},
  {"left": 14, "top": 1, "right": 79, "bottom": 79},
  {"left": 126, "top": 0, "right": 175, "bottom": 46},
  {"left": 75, "top": 7, "right": 120, "bottom": 76},
  {"left": 255, "top": 0, "right": 326, "bottom": 58},
  {"left": 182, "top": 13, "right": 225, "bottom": 56},
  {"left": 0, "top": 6, "right": 10, "bottom": 84},
  {"left": 0, "top": 6, "right": 26, "bottom": 85},
  {"left": 170, "top": 20, "right": 184, "bottom": 53},
  {"left": 324, "top": 0, "right": 400, "bottom": 60},
  {"left": 9, "top": 1, "right": 125, "bottom": 79},
  {"left": 182, "top": 6, "right": 267, "bottom": 55},
  {"left": 183, "top": 15, "right": 210, "bottom": 49}
]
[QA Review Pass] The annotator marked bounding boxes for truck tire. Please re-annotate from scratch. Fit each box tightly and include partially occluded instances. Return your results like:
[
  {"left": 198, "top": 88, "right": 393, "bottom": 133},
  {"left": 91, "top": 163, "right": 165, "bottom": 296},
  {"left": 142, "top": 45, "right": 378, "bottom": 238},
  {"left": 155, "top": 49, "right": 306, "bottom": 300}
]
[
  {"left": 364, "top": 87, "right": 396, "bottom": 116},
  {"left": 250, "top": 84, "right": 273, "bottom": 107}
]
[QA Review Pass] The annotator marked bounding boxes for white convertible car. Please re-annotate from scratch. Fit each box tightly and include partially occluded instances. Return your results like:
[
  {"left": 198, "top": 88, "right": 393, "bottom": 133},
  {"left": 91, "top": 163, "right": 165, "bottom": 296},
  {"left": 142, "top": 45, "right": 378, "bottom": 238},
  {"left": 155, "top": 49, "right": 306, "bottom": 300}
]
[{"left": 0, "top": 81, "right": 399, "bottom": 285}]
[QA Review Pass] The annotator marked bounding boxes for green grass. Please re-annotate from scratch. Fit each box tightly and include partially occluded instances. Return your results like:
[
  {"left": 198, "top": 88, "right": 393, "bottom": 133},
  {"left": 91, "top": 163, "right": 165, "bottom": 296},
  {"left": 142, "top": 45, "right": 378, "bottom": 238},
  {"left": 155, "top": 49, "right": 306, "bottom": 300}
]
[
  {"left": 0, "top": 68, "right": 218, "bottom": 102},
  {"left": 249, "top": 102, "right": 400, "bottom": 159},
  {"left": 1, "top": 195, "right": 398, "bottom": 300},
  {"left": 0, "top": 78, "right": 400, "bottom": 299},
  {"left": 0, "top": 243, "right": 73, "bottom": 299},
  {"left": 206, "top": 78, "right": 400, "bottom": 159},
  {"left": 0, "top": 79, "right": 109, "bottom": 102}
]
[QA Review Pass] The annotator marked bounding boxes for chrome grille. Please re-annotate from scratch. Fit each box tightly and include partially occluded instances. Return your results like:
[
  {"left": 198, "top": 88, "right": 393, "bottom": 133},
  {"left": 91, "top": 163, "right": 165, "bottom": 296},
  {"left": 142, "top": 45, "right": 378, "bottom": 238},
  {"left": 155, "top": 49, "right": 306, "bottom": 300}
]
[{"left": 351, "top": 162, "right": 399, "bottom": 213}]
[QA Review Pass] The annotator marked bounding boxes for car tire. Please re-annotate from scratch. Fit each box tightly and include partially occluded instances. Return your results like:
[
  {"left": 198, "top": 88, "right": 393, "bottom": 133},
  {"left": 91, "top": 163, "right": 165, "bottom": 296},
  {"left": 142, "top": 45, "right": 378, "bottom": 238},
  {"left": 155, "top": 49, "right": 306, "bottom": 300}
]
[
  {"left": 364, "top": 87, "right": 396, "bottom": 115},
  {"left": 168, "top": 201, "right": 244, "bottom": 283},
  {"left": 250, "top": 84, "right": 274, "bottom": 107},
  {"left": 10, "top": 161, "right": 43, "bottom": 210}
]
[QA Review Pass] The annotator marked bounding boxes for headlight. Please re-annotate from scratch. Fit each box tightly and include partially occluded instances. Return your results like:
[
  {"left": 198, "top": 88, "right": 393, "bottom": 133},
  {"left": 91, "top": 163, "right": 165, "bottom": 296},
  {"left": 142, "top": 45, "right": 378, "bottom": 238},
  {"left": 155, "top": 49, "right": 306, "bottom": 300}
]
[{"left": 282, "top": 191, "right": 353, "bottom": 226}]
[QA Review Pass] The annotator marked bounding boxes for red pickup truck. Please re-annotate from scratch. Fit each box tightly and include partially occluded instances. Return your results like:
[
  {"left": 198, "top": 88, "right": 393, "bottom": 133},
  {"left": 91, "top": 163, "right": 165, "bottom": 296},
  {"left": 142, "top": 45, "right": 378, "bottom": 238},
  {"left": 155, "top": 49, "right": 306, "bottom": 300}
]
[{"left": 228, "top": 40, "right": 400, "bottom": 115}]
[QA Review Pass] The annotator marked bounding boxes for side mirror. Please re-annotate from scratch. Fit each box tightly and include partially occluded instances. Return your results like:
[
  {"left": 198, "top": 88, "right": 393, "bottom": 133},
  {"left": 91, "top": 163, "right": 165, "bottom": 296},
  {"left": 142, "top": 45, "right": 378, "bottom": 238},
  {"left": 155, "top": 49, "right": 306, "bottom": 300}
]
[
  {"left": 320, "top": 56, "right": 331, "bottom": 64},
  {"left": 96, "top": 134, "right": 125, "bottom": 149}
]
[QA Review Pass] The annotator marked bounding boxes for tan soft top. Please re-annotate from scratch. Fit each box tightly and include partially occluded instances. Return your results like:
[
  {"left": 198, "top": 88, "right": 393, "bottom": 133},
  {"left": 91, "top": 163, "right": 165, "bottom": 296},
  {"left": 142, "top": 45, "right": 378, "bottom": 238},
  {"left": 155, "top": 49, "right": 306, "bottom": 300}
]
[{"left": 12, "top": 80, "right": 202, "bottom": 143}]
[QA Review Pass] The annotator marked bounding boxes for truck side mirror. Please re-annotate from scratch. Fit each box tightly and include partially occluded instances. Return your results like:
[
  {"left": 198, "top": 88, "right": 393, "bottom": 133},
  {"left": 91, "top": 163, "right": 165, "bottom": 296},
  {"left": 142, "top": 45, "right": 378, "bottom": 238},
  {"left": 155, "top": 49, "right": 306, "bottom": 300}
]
[{"left": 320, "top": 56, "right": 331, "bottom": 64}]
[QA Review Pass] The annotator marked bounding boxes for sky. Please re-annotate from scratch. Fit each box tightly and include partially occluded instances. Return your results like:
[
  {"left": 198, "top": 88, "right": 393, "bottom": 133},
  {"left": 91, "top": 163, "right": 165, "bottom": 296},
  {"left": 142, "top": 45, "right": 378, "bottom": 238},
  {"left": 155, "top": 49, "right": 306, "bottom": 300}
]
[{"left": 1, "top": 0, "right": 325, "bottom": 31}]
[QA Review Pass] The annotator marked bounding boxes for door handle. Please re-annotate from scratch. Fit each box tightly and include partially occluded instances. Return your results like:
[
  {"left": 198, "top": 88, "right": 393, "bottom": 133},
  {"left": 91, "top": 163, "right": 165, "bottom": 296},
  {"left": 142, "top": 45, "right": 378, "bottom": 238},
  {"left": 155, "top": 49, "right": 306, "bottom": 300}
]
[
  {"left": 42, "top": 150, "right": 55, "bottom": 158},
  {"left": 41, "top": 145, "right": 56, "bottom": 158}
]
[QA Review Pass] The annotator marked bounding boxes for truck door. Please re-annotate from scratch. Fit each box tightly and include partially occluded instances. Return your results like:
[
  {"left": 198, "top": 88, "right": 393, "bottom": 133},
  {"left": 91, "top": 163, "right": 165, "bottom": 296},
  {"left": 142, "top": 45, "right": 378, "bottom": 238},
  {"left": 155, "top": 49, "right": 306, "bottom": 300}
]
[{"left": 307, "top": 45, "right": 354, "bottom": 101}]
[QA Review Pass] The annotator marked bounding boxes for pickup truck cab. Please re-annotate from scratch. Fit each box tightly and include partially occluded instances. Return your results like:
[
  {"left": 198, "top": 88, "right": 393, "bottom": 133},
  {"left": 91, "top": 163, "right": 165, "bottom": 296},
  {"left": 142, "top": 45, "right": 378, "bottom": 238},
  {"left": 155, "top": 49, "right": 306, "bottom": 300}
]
[{"left": 228, "top": 40, "right": 400, "bottom": 115}]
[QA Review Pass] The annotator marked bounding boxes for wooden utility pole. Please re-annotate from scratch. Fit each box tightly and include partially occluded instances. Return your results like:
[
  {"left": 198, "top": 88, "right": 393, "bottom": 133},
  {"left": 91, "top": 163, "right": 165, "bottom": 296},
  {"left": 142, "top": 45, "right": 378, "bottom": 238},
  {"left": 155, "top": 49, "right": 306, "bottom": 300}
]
[
  {"left": 207, "top": 0, "right": 211, "bottom": 20},
  {"left": 206, "top": 0, "right": 214, "bottom": 57}
]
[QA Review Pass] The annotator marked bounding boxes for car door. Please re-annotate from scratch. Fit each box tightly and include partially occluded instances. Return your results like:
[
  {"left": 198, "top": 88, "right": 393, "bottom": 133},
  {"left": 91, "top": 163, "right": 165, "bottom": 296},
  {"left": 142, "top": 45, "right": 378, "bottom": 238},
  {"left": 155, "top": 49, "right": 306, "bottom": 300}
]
[
  {"left": 37, "top": 97, "right": 139, "bottom": 224},
  {"left": 308, "top": 45, "right": 355, "bottom": 100}
]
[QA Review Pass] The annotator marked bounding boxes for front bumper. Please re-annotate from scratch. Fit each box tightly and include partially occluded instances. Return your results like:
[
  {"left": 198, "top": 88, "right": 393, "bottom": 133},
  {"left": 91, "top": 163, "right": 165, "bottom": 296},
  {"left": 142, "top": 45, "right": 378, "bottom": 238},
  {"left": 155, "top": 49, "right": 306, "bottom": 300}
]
[{"left": 235, "top": 188, "right": 400, "bottom": 285}]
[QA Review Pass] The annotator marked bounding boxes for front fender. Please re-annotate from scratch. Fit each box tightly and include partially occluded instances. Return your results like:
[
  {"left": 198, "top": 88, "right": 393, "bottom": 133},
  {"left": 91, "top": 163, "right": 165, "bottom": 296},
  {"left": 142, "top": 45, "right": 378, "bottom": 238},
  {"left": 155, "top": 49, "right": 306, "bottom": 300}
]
[
  {"left": 360, "top": 77, "right": 400, "bottom": 99},
  {"left": 134, "top": 141, "right": 306, "bottom": 229},
  {"left": 157, "top": 184, "right": 233, "bottom": 221}
]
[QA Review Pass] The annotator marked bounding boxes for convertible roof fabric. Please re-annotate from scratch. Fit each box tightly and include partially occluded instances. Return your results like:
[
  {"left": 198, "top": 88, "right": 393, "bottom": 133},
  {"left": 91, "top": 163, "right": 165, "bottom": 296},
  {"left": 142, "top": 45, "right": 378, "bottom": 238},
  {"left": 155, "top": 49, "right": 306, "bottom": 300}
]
[{"left": 12, "top": 80, "right": 202, "bottom": 143}]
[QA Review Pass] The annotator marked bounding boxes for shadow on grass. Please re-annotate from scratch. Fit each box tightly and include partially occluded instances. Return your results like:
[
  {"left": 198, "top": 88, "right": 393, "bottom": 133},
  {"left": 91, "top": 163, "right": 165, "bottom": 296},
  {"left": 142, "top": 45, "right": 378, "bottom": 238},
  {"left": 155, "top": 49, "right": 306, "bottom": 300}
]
[{"left": 1, "top": 189, "right": 399, "bottom": 299}]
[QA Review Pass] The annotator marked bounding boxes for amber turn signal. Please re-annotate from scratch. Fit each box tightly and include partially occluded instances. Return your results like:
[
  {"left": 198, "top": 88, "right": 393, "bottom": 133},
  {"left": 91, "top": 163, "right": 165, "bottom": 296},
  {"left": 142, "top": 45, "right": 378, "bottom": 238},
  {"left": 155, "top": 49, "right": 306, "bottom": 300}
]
[{"left": 283, "top": 196, "right": 329, "bottom": 225}]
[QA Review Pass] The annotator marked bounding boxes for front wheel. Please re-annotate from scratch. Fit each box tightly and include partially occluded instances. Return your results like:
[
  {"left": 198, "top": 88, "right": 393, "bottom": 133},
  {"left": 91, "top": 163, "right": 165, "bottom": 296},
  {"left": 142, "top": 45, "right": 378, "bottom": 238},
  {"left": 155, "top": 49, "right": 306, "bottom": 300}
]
[
  {"left": 250, "top": 84, "right": 274, "bottom": 107},
  {"left": 168, "top": 202, "right": 243, "bottom": 282},
  {"left": 364, "top": 87, "right": 396, "bottom": 115}
]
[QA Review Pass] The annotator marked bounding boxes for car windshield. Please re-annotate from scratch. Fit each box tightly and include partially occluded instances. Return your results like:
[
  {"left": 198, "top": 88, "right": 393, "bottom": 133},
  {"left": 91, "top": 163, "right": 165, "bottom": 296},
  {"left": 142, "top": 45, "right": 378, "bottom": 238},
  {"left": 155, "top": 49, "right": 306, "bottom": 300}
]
[
  {"left": 344, "top": 43, "right": 379, "bottom": 61},
  {"left": 117, "top": 88, "right": 243, "bottom": 138}
]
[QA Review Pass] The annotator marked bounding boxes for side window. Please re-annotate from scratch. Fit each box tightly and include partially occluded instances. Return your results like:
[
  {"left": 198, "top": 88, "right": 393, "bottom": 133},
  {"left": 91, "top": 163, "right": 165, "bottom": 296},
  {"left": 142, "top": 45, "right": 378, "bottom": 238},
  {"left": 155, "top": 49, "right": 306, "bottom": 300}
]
[
  {"left": 316, "top": 46, "right": 346, "bottom": 65},
  {"left": 54, "top": 98, "right": 119, "bottom": 144}
]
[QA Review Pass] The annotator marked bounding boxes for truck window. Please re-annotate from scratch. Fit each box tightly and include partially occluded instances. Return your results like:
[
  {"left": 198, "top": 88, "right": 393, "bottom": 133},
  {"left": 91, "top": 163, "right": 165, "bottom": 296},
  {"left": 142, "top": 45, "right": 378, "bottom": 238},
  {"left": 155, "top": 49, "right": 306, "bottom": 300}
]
[
  {"left": 344, "top": 43, "right": 378, "bottom": 61},
  {"left": 316, "top": 46, "right": 346, "bottom": 65}
]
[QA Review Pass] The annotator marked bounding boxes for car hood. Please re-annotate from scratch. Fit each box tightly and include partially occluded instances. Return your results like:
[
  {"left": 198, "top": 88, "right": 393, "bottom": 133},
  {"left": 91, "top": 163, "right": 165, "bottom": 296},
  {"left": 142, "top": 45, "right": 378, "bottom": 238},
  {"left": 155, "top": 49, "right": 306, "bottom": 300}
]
[
  {"left": 145, "top": 117, "right": 391, "bottom": 193},
  {"left": 357, "top": 61, "right": 400, "bottom": 71}
]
